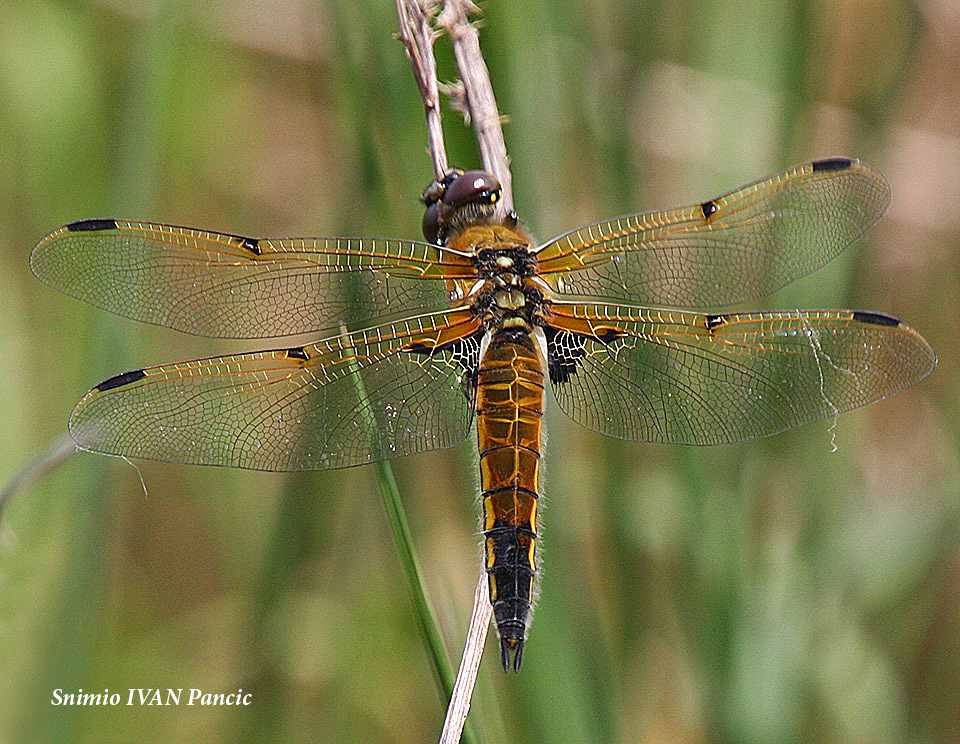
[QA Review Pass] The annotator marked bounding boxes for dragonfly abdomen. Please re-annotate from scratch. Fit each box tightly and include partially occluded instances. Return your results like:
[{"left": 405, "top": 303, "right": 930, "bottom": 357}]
[{"left": 476, "top": 326, "right": 545, "bottom": 672}]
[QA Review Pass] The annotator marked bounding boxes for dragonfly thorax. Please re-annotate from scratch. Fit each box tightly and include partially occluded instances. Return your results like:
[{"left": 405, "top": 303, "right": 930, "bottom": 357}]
[
  {"left": 474, "top": 243, "right": 538, "bottom": 282},
  {"left": 470, "top": 278, "right": 547, "bottom": 331}
]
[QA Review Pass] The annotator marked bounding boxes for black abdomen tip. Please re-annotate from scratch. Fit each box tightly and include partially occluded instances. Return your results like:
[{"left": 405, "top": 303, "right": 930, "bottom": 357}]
[
  {"left": 812, "top": 157, "right": 853, "bottom": 172},
  {"left": 852, "top": 310, "right": 900, "bottom": 327},
  {"left": 500, "top": 636, "right": 525, "bottom": 673},
  {"left": 96, "top": 368, "right": 146, "bottom": 391},
  {"left": 66, "top": 218, "right": 119, "bottom": 232}
]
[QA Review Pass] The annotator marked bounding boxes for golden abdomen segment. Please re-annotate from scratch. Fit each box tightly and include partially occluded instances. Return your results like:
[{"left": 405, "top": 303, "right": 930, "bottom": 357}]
[{"left": 476, "top": 327, "right": 544, "bottom": 672}]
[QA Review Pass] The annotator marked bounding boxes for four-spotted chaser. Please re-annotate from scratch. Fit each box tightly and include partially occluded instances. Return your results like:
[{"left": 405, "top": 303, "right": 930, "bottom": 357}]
[{"left": 31, "top": 158, "right": 936, "bottom": 671}]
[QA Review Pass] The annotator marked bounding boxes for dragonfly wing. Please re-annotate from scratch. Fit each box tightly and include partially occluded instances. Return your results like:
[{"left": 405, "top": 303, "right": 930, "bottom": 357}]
[
  {"left": 536, "top": 159, "right": 889, "bottom": 307},
  {"left": 31, "top": 220, "right": 476, "bottom": 338},
  {"left": 69, "top": 309, "right": 483, "bottom": 471},
  {"left": 543, "top": 302, "right": 935, "bottom": 445}
]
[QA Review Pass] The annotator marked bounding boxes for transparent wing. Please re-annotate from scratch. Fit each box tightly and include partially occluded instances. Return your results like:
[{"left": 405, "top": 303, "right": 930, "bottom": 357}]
[
  {"left": 535, "top": 159, "right": 890, "bottom": 307},
  {"left": 543, "top": 302, "right": 935, "bottom": 445},
  {"left": 69, "top": 309, "right": 483, "bottom": 471},
  {"left": 31, "top": 219, "right": 477, "bottom": 338}
]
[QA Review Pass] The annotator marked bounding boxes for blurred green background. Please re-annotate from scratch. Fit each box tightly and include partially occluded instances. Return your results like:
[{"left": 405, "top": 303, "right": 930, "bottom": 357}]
[{"left": 1, "top": 0, "right": 957, "bottom": 742}]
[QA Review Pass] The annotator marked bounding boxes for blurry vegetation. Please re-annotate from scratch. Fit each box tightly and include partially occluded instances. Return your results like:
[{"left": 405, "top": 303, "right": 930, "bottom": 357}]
[{"left": 1, "top": 1, "right": 958, "bottom": 742}]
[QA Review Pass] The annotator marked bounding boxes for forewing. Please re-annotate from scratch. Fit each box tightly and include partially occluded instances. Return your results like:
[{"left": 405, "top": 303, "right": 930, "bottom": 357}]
[
  {"left": 544, "top": 302, "right": 935, "bottom": 445},
  {"left": 69, "top": 309, "right": 483, "bottom": 471},
  {"left": 535, "top": 159, "right": 890, "bottom": 307},
  {"left": 31, "top": 219, "right": 476, "bottom": 338}
]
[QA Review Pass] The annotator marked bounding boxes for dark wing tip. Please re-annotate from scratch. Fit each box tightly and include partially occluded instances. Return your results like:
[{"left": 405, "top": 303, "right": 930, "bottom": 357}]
[
  {"left": 852, "top": 310, "right": 901, "bottom": 327},
  {"left": 812, "top": 157, "right": 854, "bottom": 173},
  {"left": 95, "top": 368, "right": 147, "bottom": 392},
  {"left": 66, "top": 218, "right": 119, "bottom": 232},
  {"left": 500, "top": 636, "right": 525, "bottom": 673}
]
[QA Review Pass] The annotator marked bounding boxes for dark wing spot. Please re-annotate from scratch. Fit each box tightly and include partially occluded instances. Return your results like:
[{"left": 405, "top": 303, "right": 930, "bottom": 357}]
[
  {"left": 852, "top": 310, "right": 900, "bottom": 327},
  {"left": 66, "top": 218, "right": 118, "bottom": 232},
  {"left": 405, "top": 341, "right": 434, "bottom": 355},
  {"left": 700, "top": 200, "right": 719, "bottom": 220},
  {"left": 285, "top": 346, "right": 309, "bottom": 360},
  {"left": 96, "top": 369, "right": 147, "bottom": 392},
  {"left": 239, "top": 236, "right": 261, "bottom": 255},
  {"left": 595, "top": 327, "right": 624, "bottom": 343},
  {"left": 706, "top": 313, "right": 726, "bottom": 331},
  {"left": 405, "top": 330, "right": 482, "bottom": 402},
  {"left": 812, "top": 157, "right": 853, "bottom": 173},
  {"left": 544, "top": 327, "right": 587, "bottom": 384},
  {"left": 406, "top": 329, "right": 484, "bottom": 357}
]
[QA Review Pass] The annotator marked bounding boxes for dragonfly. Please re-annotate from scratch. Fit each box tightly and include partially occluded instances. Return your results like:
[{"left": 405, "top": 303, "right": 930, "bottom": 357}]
[{"left": 31, "top": 157, "right": 936, "bottom": 672}]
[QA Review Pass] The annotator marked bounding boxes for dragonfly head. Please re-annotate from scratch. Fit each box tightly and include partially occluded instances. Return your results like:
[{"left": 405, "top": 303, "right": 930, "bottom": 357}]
[{"left": 421, "top": 169, "right": 502, "bottom": 244}]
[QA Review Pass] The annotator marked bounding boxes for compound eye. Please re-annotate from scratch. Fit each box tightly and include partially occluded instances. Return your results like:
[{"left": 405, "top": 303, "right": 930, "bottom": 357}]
[
  {"left": 420, "top": 168, "right": 465, "bottom": 205},
  {"left": 421, "top": 201, "right": 442, "bottom": 243},
  {"left": 441, "top": 168, "right": 465, "bottom": 187},
  {"left": 441, "top": 170, "right": 501, "bottom": 208}
]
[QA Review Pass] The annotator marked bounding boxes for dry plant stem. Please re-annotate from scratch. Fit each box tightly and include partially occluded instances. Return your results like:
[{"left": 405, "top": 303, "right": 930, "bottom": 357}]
[
  {"left": 438, "top": 0, "right": 514, "bottom": 214},
  {"left": 396, "top": 0, "right": 448, "bottom": 178},
  {"left": 435, "top": 0, "right": 512, "bottom": 737},
  {"left": 398, "top": 1, "right": 513, "bottom": 741},
  {"left": 439, "top": 574, "right": 492, "bottom": 744}
]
